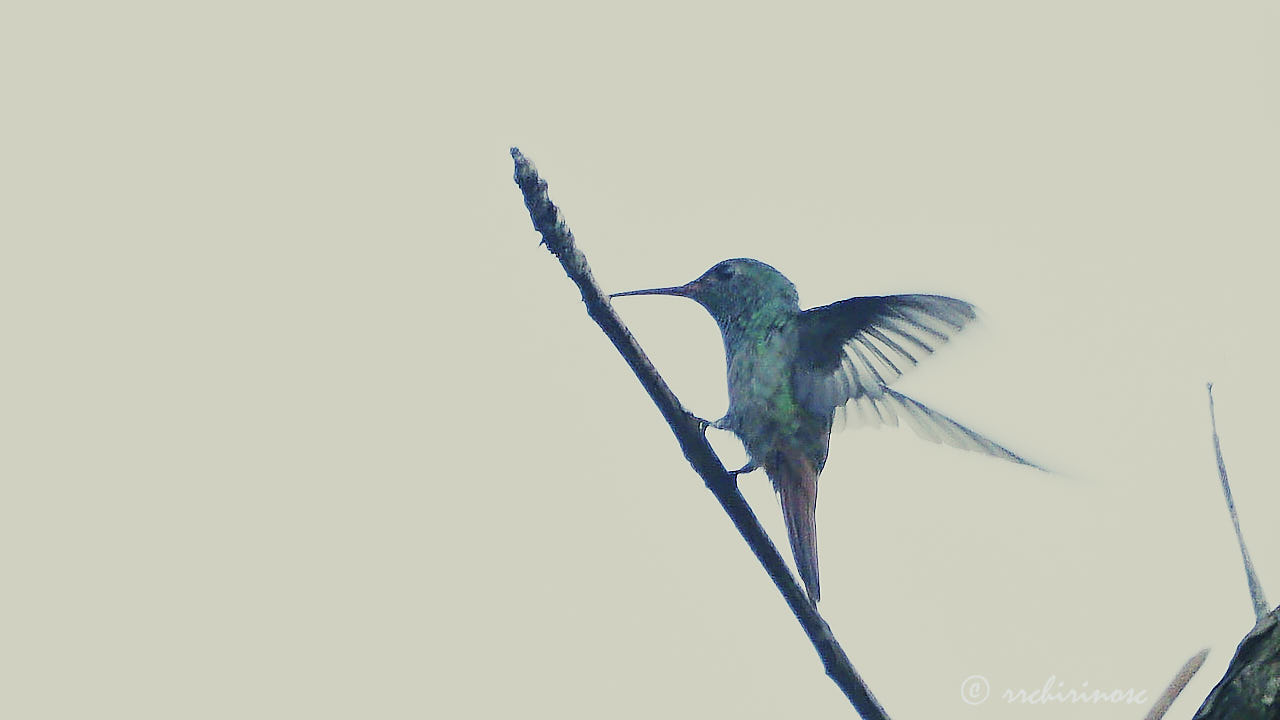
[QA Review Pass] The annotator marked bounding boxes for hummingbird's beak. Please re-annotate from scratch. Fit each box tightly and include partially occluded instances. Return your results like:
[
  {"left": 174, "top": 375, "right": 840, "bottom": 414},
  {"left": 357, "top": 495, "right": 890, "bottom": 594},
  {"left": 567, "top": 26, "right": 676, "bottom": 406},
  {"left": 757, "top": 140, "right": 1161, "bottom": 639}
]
[{"left": 609, "top": 284, "right": 691, "bottom": 298}]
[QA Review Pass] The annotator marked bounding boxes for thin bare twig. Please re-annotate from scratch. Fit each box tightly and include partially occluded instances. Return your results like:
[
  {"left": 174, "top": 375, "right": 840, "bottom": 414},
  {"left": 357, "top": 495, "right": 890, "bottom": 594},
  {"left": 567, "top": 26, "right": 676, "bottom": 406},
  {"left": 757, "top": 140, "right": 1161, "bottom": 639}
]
[
  {"left": 1144, "top": 649, "right": 1209, "bottom": 720},
  {"left": 511, "top": 147, "right": 889, "bottom": 719},
  {"left": 1206, "top": 383, "right": 1269, "bottom": 620}
]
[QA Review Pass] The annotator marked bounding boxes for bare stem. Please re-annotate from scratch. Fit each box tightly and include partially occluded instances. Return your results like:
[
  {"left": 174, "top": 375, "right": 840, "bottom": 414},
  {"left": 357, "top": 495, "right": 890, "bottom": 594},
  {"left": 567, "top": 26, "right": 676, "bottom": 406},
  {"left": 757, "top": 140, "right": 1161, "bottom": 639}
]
[
  {"left": 1206, "top": 383, "right": 1269, "bottom": 621},
  {"left": 511, "top": 147, "right": 889, "bottom": 719}
]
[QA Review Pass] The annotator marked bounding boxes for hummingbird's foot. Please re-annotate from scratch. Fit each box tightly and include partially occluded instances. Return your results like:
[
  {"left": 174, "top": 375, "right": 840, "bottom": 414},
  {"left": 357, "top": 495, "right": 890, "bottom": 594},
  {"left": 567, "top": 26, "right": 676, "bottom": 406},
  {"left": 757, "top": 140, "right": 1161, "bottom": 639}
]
[
  {"left": 727, "top": 459, "right": 761, "bottom": 477},
  {"left": 689, "top": 413, "right": 733, "bottom": 434}
]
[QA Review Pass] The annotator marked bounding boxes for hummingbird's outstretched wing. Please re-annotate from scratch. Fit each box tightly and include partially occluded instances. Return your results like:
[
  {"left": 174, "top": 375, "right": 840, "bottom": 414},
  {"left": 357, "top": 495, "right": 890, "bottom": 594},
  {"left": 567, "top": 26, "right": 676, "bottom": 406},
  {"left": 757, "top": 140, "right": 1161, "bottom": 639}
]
[
  {"left": 793, "top": 294, "right": 977, "bottom": 408},
  {"left": 792, "top": 295, "right": 1041, "bottom": 469}
]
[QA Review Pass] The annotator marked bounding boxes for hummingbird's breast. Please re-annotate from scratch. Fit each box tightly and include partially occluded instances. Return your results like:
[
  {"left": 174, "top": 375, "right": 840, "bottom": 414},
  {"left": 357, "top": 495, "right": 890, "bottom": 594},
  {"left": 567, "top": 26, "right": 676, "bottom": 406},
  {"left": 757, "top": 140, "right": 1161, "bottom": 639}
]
[{"left": 721, "top": 319, "right": 804, "bottom": 463}]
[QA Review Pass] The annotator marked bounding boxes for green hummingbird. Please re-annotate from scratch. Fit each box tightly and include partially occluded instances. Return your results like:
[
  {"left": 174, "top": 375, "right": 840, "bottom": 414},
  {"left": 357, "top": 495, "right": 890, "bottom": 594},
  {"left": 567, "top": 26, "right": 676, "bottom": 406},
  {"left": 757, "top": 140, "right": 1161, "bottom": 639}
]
[{"left": 612, "top": 258, "right": 1038, "bottom": 603}]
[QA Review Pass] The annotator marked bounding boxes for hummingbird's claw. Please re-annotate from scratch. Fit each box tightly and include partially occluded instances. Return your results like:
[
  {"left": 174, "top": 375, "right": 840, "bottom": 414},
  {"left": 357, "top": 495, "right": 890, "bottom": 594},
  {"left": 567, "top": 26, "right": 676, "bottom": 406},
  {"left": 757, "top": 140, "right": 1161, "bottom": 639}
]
[
  {"left": 689, "top": 413, "right": 733, "bottom": 434},
  {"left": 689, "top": 413, "right": 713, "bottom": 434},
  {"left": 728, "top": 459, "right": 761, "bottom": 477}
]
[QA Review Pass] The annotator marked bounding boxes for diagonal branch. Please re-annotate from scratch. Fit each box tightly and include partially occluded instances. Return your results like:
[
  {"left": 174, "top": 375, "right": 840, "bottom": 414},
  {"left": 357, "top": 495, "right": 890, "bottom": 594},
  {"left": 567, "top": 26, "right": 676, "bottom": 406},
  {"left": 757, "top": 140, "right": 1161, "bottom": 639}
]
[{"left": 510, "top": 147, "right": 889, "bottom": 719}]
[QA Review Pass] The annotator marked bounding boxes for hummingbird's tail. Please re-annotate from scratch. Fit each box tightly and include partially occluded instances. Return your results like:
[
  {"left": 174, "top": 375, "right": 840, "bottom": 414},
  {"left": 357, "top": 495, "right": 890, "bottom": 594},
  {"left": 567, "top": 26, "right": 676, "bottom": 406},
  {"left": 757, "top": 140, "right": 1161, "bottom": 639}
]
[{"left": 765, "top": 445, "right": 822, "bottom": 604}]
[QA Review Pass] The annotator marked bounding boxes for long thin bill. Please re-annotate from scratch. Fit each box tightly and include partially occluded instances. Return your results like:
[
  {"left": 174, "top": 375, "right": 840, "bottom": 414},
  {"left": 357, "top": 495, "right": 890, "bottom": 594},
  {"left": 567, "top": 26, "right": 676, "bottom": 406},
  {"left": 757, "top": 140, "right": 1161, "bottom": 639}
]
[{"left": 609, "top": 285, "right": 688, "bottom": 298}]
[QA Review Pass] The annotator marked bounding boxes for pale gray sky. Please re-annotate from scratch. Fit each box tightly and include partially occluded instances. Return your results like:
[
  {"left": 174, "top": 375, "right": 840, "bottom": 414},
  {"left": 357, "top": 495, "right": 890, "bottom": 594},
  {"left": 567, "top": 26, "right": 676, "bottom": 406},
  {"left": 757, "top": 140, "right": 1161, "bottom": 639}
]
[{"left": 4, "top": 2, "right": 1278, "bottom": 718}]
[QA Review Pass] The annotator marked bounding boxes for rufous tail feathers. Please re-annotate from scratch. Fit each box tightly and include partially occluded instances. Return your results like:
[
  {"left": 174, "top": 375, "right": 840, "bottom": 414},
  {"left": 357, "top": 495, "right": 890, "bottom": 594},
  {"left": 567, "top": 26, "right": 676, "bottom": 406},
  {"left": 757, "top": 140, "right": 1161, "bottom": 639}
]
[{"left": 765, "top": 445, "right": 821, "bottom": 603}]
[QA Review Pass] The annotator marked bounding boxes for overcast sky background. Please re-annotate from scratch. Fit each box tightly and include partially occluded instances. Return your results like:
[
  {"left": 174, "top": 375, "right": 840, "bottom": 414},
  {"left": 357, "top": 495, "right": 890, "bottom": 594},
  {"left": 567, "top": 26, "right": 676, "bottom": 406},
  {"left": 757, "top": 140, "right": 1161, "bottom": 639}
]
[{"left": 5, "top": 2, "right": 1279, "bottom": 718}]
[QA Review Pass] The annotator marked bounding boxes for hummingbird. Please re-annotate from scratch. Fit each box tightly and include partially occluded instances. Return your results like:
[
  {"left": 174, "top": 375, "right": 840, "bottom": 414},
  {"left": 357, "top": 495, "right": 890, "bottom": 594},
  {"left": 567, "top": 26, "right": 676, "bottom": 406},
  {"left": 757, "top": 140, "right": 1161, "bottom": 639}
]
[{"left": 612, "top": 258, "right": 1038, "bottom": 604}]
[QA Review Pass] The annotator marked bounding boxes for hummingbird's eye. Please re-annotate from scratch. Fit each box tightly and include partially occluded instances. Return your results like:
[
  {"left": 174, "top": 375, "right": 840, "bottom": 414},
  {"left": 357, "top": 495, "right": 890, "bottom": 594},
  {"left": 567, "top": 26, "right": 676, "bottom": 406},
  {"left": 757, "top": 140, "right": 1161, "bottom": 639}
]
[{"left": 714, "top": 265, "right": 736, "bottom": 281}]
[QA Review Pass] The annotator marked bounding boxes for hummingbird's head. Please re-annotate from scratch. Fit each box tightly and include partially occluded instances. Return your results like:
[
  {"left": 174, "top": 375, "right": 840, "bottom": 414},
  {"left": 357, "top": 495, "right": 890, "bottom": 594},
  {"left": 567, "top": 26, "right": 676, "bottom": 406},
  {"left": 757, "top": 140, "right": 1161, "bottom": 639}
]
[{"left": 611, "top": 258, "right": 799, "bottom": 327}]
